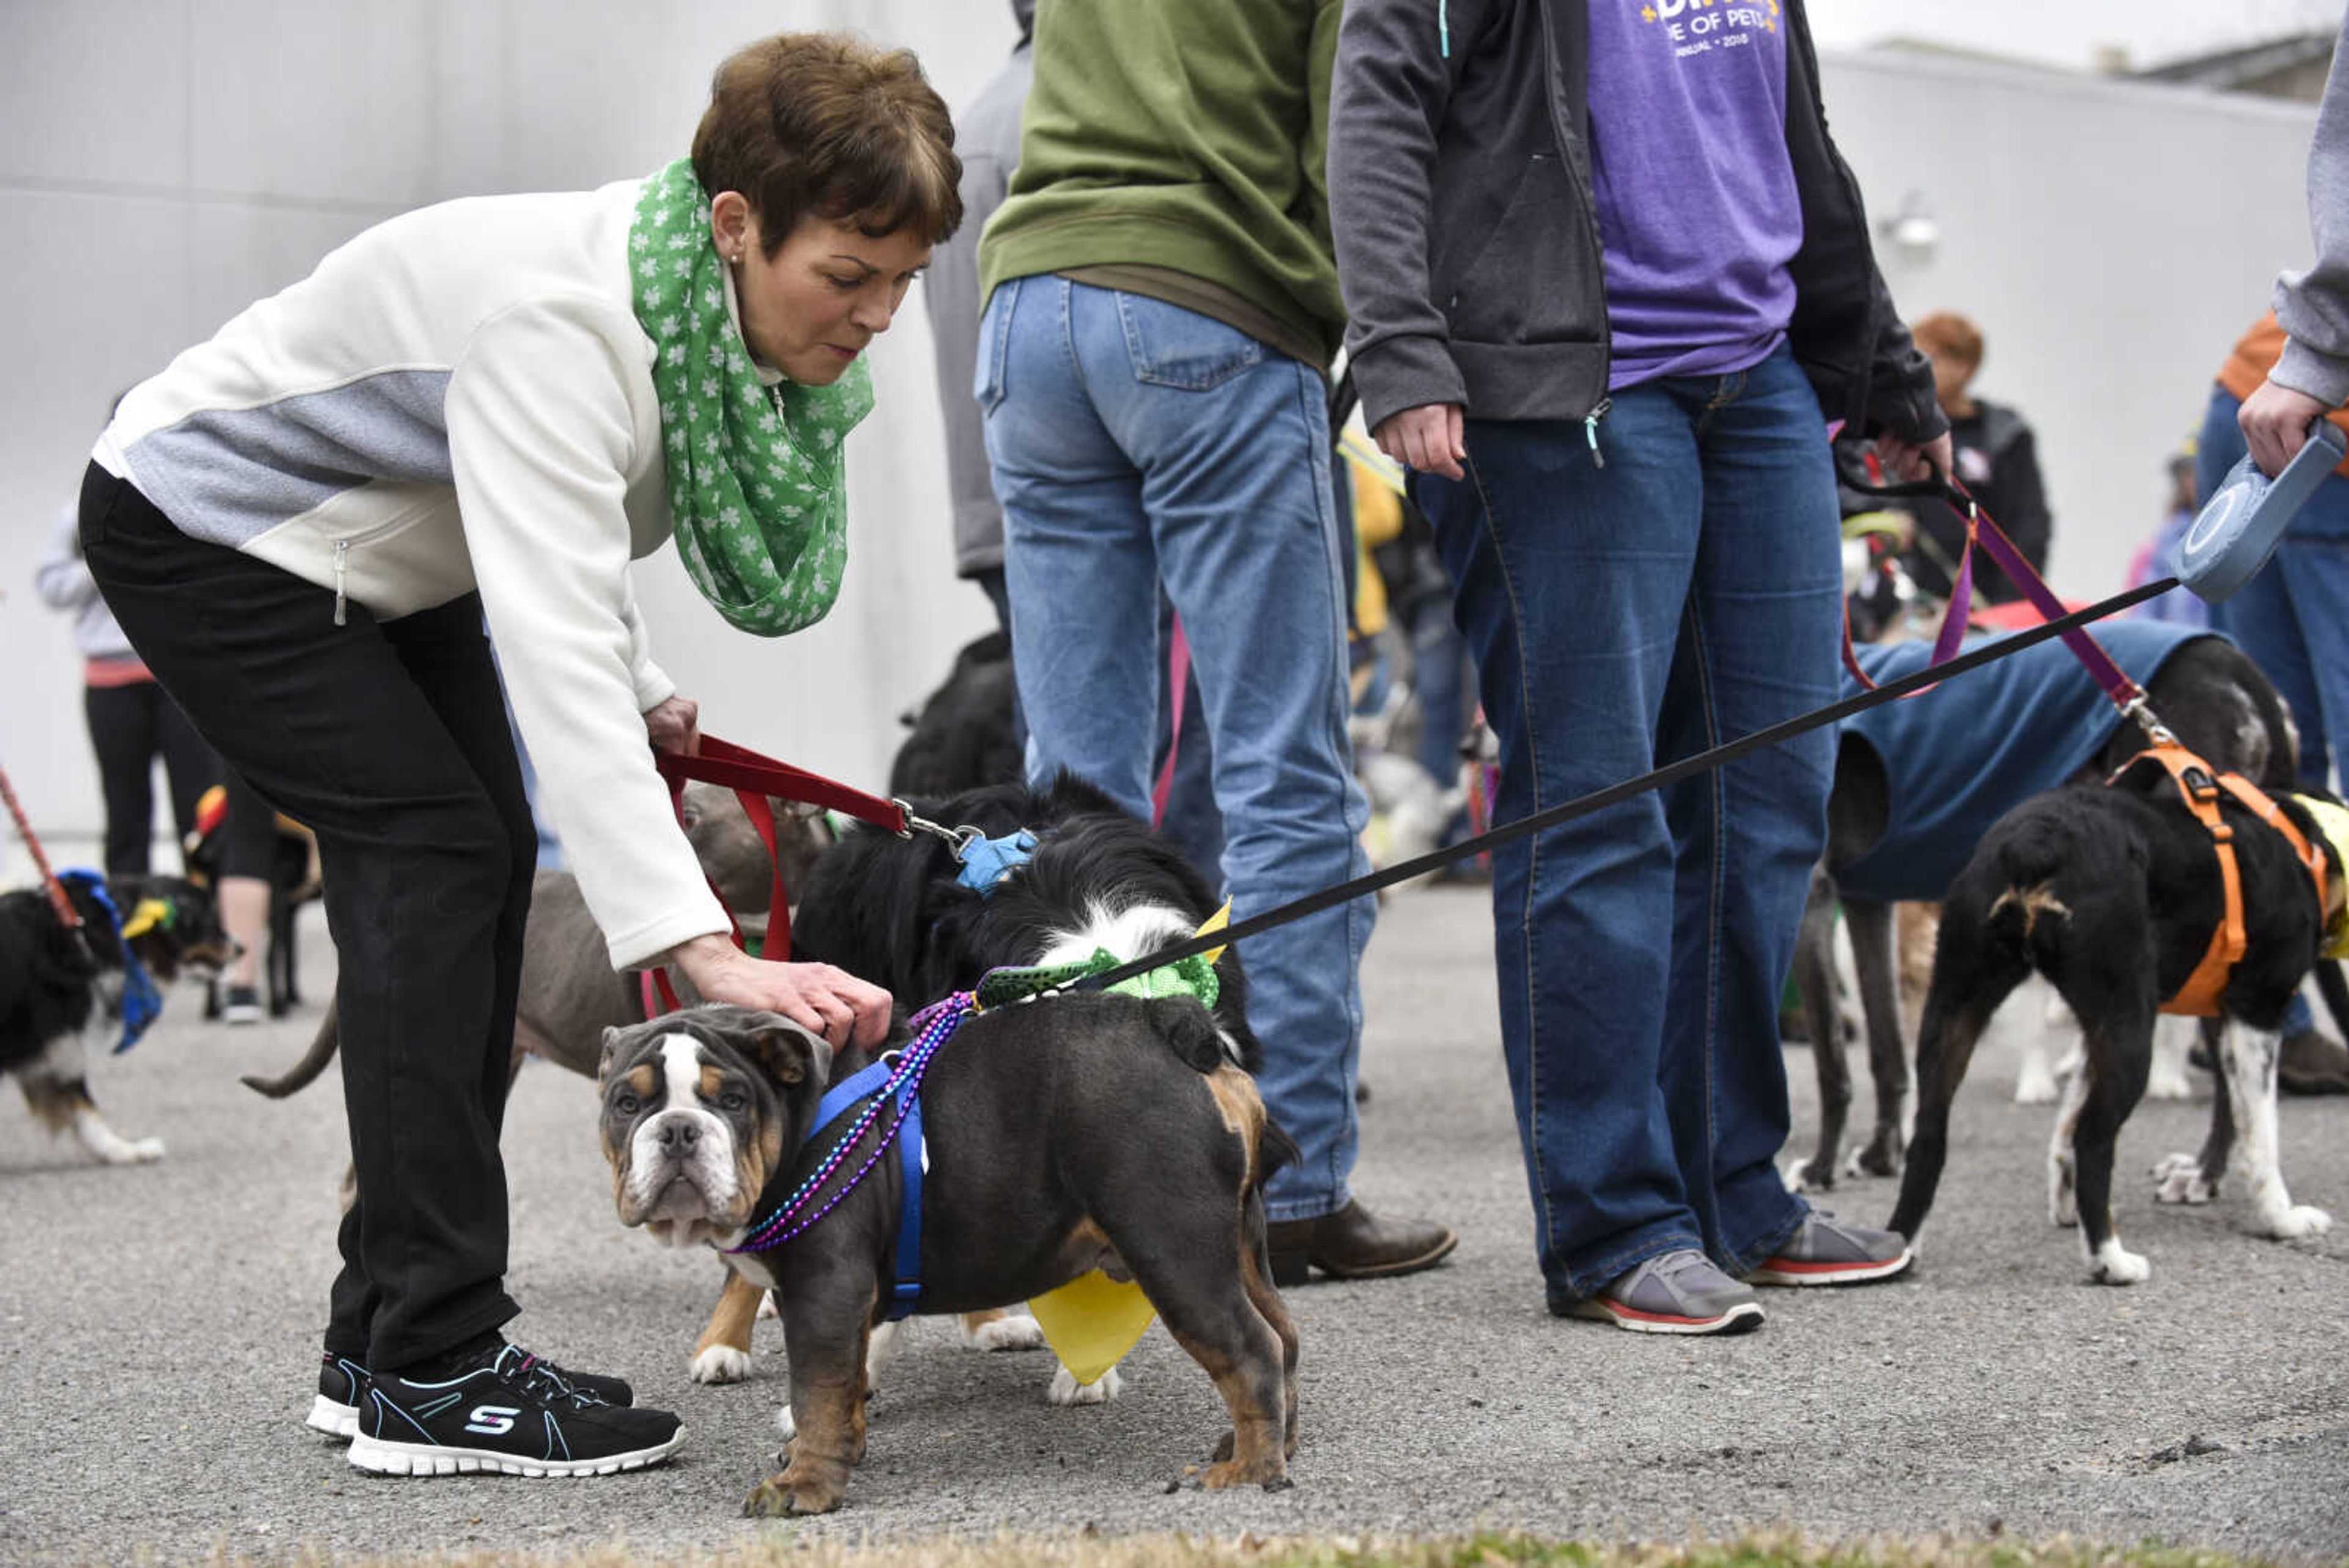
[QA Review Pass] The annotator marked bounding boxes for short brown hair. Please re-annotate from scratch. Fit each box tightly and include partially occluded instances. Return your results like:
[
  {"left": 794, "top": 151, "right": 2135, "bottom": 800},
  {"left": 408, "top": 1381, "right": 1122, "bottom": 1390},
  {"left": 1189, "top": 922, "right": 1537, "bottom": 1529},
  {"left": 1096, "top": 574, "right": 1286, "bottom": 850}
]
[
  {"left": 1911, "top": 311, "right": 1984, "bottom": 368},
  {"left": 692, "top": 32, "right": 962, "bottom": 256}
]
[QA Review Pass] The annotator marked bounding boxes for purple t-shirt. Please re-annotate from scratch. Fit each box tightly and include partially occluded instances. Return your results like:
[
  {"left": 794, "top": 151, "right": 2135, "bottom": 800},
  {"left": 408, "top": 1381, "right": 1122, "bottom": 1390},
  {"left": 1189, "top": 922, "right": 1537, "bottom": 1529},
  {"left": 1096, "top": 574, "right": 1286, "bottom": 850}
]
[{"left": 1586, "top": 0, "right": 1805, "bottom": 388}]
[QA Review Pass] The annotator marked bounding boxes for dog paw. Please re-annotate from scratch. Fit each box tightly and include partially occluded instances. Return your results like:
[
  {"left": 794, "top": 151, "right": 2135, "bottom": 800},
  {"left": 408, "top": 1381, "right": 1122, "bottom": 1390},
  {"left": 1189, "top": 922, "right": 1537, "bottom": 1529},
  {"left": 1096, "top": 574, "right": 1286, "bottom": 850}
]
[
  {"left": 690, "top": 1345, "right": 755, "bottom": 1384},
  {"left": 2089, "top": 1240, "right": 2151, "bottom": 1285},
  {"left": 774, "top": 1405, "right": 796, "bottom": 1443},
  {"left": 961, "top": 1312, "right": 1046, "bottom": 1353},
  {"left": 1048, "top": 1364, "right": 1123, "bottom": 1406},
  {"left": 757, "top": 1292, "right": 779, "bottom": 1321},
  {"left": 2014, "top": 1069, "right": 2060, "bottom": 1106},
  {"left": 118, "top": 1135, "right": 166, "bottom": 1164},
  {"left": 2144, "top": 1067, "right": 2195, "bottom": 1102},
  {"left": 2265, "top": 1204, "right": 2332, "bottom": 1239},
  {"left": 743, "top": 1468, "right": 841, "bottom": 1517},
  {"left": 1849, "top": 1134, "right": 1904, "bottom": 1180},
  {"left": 1201, "top": 1454, "right": 1290, "bottom": 1491},
  {"left": 2151, "top": 1153, "right": 2216, "bottom": 1205},
  {"left": 1779, "top": 1154, "right": 1827, "bottom": 1194}
]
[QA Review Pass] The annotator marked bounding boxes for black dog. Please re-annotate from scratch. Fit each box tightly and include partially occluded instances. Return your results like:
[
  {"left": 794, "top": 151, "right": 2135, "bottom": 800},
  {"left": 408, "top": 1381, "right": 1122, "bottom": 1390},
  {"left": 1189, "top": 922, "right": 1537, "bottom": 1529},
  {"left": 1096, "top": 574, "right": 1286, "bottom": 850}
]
[
  {"left": 597, "top": 998, "right": 1299, "bottom": 1515},
  {"left": 1, "top": 874, "right": 232, "bottom": 1163},
  {"left": 888, "top": 630, "right": 1022, "bottom": 798},
  {"left": 1888, "top": 760, "right": 2344, "bottom": 1284},
  {"left": 1789, "top": 628, "right": 2337, "bottom": 1189},
  {"left": 793, "top": 772, "right": 1256, "bottom": 1072}
]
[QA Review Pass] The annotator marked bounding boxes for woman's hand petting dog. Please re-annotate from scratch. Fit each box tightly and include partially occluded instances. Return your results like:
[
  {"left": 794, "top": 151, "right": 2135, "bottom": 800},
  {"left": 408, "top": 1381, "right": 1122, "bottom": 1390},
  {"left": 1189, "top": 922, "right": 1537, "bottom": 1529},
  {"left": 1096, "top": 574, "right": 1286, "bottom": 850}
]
[{"left": 667, "top": 932, "right": 891, "bottom": 1050}]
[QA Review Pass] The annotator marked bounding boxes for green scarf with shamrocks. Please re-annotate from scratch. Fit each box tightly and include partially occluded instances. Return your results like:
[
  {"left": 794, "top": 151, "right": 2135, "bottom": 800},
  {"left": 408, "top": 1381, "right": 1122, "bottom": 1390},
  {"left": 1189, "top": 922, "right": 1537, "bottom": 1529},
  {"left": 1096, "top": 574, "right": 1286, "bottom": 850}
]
[{"left": 628, "top": 158, "right": 872, "bottom": 636}]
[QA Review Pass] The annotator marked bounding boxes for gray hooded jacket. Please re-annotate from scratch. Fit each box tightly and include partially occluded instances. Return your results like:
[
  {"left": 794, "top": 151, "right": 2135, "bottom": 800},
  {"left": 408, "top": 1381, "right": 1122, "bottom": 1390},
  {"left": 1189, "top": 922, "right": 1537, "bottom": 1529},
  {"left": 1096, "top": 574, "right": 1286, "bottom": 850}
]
[{"left": 925, "top": 0, "right": 1035, "bottom": 580}]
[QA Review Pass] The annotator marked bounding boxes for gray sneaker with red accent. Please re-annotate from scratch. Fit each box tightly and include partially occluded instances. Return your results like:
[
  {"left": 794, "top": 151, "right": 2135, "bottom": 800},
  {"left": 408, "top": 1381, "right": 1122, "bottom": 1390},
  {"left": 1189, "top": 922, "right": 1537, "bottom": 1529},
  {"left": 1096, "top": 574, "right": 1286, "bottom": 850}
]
[
  {"left": 1557, "top": 1249, "right": 1765, "bottom": 1335},
  {"left": 1746, "top": 1211, "right": 1912, "bottom": 1286}
]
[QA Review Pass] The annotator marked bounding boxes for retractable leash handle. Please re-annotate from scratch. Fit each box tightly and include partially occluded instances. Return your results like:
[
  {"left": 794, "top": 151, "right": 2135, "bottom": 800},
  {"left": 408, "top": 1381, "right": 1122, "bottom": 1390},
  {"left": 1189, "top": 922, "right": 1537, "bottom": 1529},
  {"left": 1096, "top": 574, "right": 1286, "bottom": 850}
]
[{"left": 2180, "top": 415, "right": 2349, "bottom": 603}]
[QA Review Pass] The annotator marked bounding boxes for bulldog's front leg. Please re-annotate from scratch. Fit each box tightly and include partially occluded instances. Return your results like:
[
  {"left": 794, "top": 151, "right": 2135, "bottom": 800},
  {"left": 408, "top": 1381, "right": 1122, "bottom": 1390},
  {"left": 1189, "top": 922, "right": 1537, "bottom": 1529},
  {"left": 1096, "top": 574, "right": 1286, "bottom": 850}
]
[
  {"left": 745, "top": 1282, "right": 875, "bottom": 1517},
  {"left": 690, "top": 1268, "right": 766, "bottom": 1383}
]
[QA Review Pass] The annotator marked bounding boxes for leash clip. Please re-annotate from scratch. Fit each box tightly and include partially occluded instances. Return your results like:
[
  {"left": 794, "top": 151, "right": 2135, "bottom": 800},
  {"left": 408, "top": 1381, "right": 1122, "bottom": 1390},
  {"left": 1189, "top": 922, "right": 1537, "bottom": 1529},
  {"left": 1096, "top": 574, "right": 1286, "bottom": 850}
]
[
  {"left": 892, "top": 800, "right": 979, "bottom": 852},
  {"left": 2119, "top": 693, "right": 2179, "bottom": 749}
]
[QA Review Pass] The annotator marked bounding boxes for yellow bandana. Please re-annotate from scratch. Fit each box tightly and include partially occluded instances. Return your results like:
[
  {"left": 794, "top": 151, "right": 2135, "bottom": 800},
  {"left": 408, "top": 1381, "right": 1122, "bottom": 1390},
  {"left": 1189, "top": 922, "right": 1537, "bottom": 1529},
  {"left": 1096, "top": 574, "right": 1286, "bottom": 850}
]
[
  {"left": 1025, "top": 903, "right": 1236, "bottom": 1388},
  {"left": 2291, "top": 795, "right": 2349, "bottom": 959}
]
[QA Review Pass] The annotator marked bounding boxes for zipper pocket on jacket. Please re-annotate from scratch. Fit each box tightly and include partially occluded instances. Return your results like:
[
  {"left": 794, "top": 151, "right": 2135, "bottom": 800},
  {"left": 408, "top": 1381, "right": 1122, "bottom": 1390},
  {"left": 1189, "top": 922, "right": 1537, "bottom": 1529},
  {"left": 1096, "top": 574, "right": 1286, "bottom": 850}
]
[{"left": 327, "top": 516, "right": 410, "bottom": 628}]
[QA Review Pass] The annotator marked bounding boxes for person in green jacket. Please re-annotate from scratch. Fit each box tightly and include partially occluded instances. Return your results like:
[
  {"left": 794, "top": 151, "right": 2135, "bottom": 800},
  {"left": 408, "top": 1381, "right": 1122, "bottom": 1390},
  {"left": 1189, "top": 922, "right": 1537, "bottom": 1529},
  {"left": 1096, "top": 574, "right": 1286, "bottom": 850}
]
[{"left": 976, "top": 0, "right": 1455, "bottom": 1285}]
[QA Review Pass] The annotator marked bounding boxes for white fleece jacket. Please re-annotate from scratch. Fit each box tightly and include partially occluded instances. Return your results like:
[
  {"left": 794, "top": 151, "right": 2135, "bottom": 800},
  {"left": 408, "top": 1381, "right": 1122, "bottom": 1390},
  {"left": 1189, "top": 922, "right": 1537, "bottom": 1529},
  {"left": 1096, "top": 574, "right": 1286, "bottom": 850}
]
[{"left": 94, "top": 177, "right": 730, "bottom": 969}]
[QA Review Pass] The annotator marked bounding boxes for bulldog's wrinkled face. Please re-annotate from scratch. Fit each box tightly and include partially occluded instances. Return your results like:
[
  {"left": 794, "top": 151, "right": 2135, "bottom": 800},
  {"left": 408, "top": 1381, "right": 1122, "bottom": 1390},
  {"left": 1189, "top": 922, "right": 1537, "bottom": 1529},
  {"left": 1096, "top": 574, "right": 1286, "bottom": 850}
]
[{"left": 598, "top": 1006, "right": 832, "bottom": 1249}]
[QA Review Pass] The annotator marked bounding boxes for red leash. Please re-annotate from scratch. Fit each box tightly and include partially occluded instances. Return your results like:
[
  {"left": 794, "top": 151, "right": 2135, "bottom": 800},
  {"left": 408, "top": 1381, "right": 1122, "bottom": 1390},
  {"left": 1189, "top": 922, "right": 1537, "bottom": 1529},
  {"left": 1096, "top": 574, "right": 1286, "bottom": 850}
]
[
  {"left": 0, "top": 758, "right": 83, "bottom": 933},
  {"left": 637, "top": 737, "right": 936, "bottom": 1017},
  {"left": 1151, "top": 616, "right": 1192, "bottom": 831}
]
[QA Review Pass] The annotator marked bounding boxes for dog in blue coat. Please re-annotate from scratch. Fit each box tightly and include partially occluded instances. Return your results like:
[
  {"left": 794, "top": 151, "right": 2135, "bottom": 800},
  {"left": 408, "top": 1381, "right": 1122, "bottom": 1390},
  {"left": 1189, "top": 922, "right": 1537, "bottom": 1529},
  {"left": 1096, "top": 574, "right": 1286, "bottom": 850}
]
[{"left": 1787, "top": 622, "right": 2321, "bottom": 1189}]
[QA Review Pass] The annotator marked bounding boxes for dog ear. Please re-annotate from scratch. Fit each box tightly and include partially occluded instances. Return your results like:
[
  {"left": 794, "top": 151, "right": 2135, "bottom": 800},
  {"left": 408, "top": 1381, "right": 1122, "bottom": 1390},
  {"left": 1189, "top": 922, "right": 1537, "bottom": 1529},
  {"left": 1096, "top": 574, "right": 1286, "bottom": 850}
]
[
  {"left": 733, "top": 1012, "right": 834, "bottom": 1090},
  {"left": 597, "top": 1025, "right": 630, "bottom": 1088}
]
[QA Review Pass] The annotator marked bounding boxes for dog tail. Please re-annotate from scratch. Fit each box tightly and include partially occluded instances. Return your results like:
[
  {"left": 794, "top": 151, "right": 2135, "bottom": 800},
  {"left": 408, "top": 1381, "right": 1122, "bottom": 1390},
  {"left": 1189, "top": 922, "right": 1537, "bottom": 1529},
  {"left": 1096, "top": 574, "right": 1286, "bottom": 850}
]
[
  {"left": 240, "top": 1002, "right": 340, "bottom": 1098},
  {"left": 1148, "top": 997, "right": 1301, "bottom": 1187},
  {"left": 1147, "top": 995, "right": 1230, "bottom": 1075},
  {"left": 1985, "top": 880, "right": 2071, "bottom": 949},
  {"left": 1255, "top": 1113, "right": 1301, "bottom": 1185},
  {"left": 1977, "top": 810, "right": 2081, "bottom": 962}
]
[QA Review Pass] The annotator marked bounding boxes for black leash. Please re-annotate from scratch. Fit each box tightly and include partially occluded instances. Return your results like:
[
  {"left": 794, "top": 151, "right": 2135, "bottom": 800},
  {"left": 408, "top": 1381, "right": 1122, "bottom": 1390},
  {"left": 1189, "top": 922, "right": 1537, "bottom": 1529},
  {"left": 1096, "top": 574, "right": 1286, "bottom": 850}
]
[{"left": 1071, "top": 575, "right": 2180, "bottom": 995}]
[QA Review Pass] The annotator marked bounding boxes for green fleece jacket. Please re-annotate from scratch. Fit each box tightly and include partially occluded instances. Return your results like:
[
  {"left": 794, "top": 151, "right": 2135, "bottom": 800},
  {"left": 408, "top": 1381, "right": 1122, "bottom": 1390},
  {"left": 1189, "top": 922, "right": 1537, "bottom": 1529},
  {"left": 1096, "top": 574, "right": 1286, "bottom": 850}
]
[{"left": 977, "top": 0, "right": 1345, "bottom": 364}]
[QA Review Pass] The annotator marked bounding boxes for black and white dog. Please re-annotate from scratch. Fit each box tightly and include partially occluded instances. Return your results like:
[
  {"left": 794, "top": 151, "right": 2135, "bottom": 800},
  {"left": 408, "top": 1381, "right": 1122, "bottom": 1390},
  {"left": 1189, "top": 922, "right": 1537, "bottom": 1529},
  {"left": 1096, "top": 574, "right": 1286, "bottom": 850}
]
[
  {"left": 1791, "top": 626, "right": 2321, "bottom": 1189},
  {"left": 793, "top": 772, "right": 1254, "bottom": 1072},
  {"left": 1888, "top": 762, "right": 2345, "bottom": 1284},
  {"left": 2, "top": 874, "right": 231, "bottom": 1164}
]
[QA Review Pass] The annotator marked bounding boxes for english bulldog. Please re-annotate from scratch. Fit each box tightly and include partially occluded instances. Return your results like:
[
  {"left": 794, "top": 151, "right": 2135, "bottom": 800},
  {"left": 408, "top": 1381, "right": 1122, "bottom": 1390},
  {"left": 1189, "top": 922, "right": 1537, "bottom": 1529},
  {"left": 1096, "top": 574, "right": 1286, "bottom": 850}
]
[{"left": 597, "top": 997, "right": 1299, "bottom": 1515}]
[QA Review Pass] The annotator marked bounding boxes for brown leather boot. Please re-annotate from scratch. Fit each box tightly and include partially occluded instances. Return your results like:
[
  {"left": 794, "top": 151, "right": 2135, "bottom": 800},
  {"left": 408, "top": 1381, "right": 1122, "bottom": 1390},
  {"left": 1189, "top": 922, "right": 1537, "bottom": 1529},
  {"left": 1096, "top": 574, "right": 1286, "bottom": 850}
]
[
  {"left": 1265, "top": 1199, "right": 1457, "bottom": 1286},
  {"left": 2278, "top": 1027, "right": 2349, "bottom": 1094}
]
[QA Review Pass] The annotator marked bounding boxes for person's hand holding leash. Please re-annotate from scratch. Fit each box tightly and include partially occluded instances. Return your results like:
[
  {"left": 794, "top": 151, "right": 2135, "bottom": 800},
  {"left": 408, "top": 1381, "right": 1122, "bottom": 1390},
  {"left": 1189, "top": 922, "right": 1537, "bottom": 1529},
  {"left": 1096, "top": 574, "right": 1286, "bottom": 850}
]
[
  {"left": 667, "top": 932, "right": 892, "bottom": 1050},
  {"left": 1874, "top": 429, "right": 1954, "bottom": 488},
  {"left": 2240, "top": 379, "right": 2336, "bottom": 478},
  {"left": 644, "top": 694, "right": 701, "bottom": 756},
  {"left": 1374, "top": 402, "right": 1466, "bottom": 481}
]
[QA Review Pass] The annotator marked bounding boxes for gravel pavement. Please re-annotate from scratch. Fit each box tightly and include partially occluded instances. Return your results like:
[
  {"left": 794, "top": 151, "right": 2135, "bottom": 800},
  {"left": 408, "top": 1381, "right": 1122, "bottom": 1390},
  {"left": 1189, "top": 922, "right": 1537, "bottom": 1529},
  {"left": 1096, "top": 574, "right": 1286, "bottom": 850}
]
[{"left": 3, "top": 885, "right": 2346, "bottom": 1562}]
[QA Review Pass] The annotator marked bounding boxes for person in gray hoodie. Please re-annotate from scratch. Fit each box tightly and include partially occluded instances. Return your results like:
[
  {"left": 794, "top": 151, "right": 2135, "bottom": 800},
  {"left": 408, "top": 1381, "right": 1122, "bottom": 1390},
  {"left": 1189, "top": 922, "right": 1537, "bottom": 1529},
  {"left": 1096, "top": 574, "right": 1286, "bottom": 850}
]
[
  {"left": 1328, "top": 0, "right": 1949, "bottom": 1335},
  {"left": 2236, "top": 7, "right": 2349, "bottom": 481},
  {"left": 923, "top": 0, "right": 1032, "bottom": 625}
]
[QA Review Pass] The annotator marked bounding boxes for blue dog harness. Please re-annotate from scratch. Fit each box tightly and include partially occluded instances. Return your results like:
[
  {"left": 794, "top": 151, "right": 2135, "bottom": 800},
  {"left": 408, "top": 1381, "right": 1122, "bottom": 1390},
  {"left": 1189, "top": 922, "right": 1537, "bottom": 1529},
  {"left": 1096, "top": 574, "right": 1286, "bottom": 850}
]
[
  {"left": 953, "top": 828, "right": 1036, "bottom": 894},
  {"left": 56, "top": 869, "right": 161, "bottom": 1054},
  {"left": 736, "top": 827, "right": 1034, "bottom": 1319}
]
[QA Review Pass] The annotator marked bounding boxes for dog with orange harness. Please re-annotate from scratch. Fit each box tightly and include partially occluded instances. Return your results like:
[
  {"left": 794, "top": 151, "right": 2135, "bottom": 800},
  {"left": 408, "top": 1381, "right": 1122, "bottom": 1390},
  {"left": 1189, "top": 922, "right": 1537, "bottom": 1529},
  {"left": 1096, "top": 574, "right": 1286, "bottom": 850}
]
[{"left": 1888, "top": 744, "right": 2348, "bottom": 1282}]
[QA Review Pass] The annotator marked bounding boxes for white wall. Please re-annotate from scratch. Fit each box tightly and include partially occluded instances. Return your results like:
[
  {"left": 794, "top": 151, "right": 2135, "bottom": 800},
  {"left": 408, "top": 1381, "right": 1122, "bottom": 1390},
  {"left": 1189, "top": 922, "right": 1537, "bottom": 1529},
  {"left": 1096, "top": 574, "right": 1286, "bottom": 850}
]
[
  {"left": 0, "top": 12, "right": 2324, "bottom": 877},
  {"left": 1823, "top": 50, "right": 2320, "bottom": 595},
  {"left": 0, "top": 0, "right": 1018, "bottom": 874}
]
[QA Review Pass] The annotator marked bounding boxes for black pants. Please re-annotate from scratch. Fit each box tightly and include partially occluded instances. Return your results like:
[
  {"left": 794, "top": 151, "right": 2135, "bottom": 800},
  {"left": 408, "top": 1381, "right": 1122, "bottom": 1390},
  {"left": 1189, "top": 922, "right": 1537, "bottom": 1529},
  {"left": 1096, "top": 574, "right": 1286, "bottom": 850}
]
[
  {"left": 80, "top": 464, "right": 535, "bottom": 1370},
  {"left": 84, "top": 679, "right": 218, "bottom": 877}
]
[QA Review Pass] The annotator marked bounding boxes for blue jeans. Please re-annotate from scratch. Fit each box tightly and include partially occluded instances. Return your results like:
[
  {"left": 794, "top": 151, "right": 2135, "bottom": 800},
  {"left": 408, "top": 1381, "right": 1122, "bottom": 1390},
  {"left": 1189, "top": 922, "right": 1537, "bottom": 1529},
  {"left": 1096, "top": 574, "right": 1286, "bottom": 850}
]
[
  {"left": 978, "top": 276, "right": 1373, "bottom": 1221},
  {"left": 1412, "top": 345, "right": 1832, "bottom": 1300},
  {"left": 2197, "top": 385, "right": 2349, "bottom": 1039},
  {"left": 2197, "top": 385, "right": 2349, "bottom": 792}
]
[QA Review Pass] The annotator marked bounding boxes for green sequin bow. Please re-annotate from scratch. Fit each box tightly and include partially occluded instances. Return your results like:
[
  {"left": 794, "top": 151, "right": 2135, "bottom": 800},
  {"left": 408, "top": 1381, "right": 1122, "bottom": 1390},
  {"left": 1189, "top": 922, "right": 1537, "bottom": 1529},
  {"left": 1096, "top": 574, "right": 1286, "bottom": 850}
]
[{"left": 628, "top": 158, "right": 872, "bottom": 636}]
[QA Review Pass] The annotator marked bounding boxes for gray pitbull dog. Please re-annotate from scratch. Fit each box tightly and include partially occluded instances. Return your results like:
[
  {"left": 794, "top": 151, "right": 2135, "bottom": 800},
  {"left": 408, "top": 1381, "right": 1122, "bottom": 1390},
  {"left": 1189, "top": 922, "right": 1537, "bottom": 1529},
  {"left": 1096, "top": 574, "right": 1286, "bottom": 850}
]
[
  {"left": 240, "top": 782, "right": 815, "bottom": 1099},
  {"left": 596, "top": 998, "right": 1301, "bottom": 1516}
]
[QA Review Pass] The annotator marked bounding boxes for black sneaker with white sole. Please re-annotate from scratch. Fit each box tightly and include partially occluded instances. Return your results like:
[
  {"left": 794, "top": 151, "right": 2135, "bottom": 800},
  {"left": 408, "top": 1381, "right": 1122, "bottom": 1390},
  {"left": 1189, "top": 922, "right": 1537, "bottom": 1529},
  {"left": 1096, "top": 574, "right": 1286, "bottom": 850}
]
[
  {"left": 309, "top": 1347, "right": 636, "bottom": 1442},
  {"left": 346, "top": 1339, "right": 680, "bottom": 1477}
]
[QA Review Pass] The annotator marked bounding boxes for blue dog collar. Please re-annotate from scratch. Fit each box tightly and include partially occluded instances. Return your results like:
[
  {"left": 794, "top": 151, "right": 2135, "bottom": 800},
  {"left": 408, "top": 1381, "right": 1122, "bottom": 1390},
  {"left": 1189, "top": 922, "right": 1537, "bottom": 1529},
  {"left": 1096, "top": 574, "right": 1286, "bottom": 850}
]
[
  {"left": 56, "top": 869, "right": 162, "bottom": 1053},
  {"left": 954, "top": 829, "right": 1036, "bottom": 894}
]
